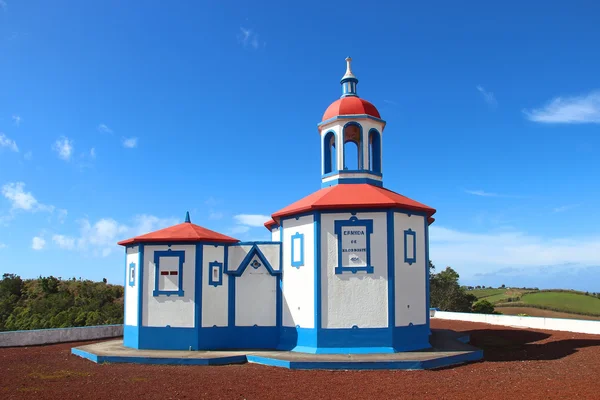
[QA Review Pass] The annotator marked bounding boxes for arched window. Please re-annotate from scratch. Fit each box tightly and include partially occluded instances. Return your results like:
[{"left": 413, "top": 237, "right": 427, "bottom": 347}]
[
  {"left": 323, "top": 131, "right": 337, "bottom": 174},
  {"left": 343, "top": 122, "right": 363, "bottom": 170},
  {"left": 369, "top": 129, "right": 381, "bottom": 173}
]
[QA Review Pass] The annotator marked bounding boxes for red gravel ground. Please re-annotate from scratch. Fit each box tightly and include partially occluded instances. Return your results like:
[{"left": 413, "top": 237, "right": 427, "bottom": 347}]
[{"left": 1, "top": 320, "right": 600, "bottom": 400}]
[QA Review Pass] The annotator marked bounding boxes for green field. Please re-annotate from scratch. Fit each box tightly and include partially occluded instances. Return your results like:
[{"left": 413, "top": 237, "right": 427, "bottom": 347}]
[
  {"left": 470, "top": 289, "right": 505, "bottom": 299},
  {"left": 469, "top": 287, "right": 600, "bottom": 316},
  {"left": 470, "top": 288, "right": 527, "bottom": 304},
  {"left": 519, "top": 292, "right": 600, "bottom": 316}
]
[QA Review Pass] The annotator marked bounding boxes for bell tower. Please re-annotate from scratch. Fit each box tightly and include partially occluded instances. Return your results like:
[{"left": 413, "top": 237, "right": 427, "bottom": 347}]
[{"left": 319, "top": 57, "right": 386, "bottom": 188}]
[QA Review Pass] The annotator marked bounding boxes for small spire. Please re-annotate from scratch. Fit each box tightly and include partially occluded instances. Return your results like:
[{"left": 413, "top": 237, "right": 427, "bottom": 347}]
[
  {"left": 185, "top": 211, "right": 191, "bottom": 223},
  {"left": 340, "top": 57, "right": 358, "bottom": 97},
  {"left": 342, "top": 57, "right": 356, "bottom": 80}
]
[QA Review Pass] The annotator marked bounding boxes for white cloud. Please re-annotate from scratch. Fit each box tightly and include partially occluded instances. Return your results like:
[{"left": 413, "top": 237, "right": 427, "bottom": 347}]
[
  {"left": 430, "top": 225, "right": 600, "bottom": 274},
  {"left": 476, "top": 85, "right": 497, "bottom": 107},
  {"left": 52, "top": 234, "right": 75, "bottom": 250},
  {"left": 54, "top": 214, "right": 178, "bottom": 257},
  {"left": 238, "top": 27, "right": 264, "bottom": 49},
  {"left": 0, "top": 133, "right": 18, "bottom": 152},
  {"left": 553, "top": 204, "right": 580, "bottom": 213},
  {"left": 233, "top": 214, "right": 270, "bottom": 227},
  {"left": 97, "top": 124, "right": 113, "bottom": 134},
  {"left": 57, "top": 209, "right": 68, "bottom": 223},
  {"left": 209, "top": 211, "right": 224, "bottom": 220},
  {"left": 524, "top": 90, "right": 600, "bottom": 124},
  {"left": 465, "top": 189, "right": 498, "bottom": 197},
  {"left": 0, "top": 243, "right": 6, "bottom": 249},
  {"left": 32, "top": 236, "right": 46, "bottom": 250},
  {"left": 23, "top": 151, "right": 32, "bottom": 160},
  {"left": 52, "top": 136, "right": 74, "bottom": 161},
  {"left": 1, "top": 182, "right": 54, "bottom": 212},
  {"left": 12, "top": 115, "right": 21, "bottom": 126},
  {"left": 122, "top": 137, "right": 137, "bottom": 148},
  {"left": 464, "top": 189, "right": 524, "bottom": 199},
  {"left": 229, "top": 225, "right": 250, "bottom": 234}
]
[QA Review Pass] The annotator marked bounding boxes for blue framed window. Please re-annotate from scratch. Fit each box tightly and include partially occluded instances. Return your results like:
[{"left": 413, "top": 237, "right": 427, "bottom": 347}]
[
  {"left": 404, "top": 229, "right": 417, "bottom": 265},
  {"left": 291, "top": 232, "right": 304, "bottom": 268},
  {"left": 208, "top": 261, "right": 223, "bottom": 287},
  {"left": 153, "top": 250, "right": 185, "bottom": 296},
  {"left": 128, "top": 262, "right": 136, "bottom": 287},
  {"left": 334, "top": 216, "right": 374, "bottom": 274}
]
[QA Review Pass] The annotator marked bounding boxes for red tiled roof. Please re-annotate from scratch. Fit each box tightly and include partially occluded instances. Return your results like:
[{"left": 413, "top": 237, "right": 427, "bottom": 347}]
[
  {"left": 117, "top": 222, "right": 239, "bottom": 246},
  {"left": 270, "top": 184, "right": 435, "bottom": 224},
  {"left": 322, "top": 97, "right": 381, "bottom": 122},
  {"left": 264, "top": 218, "right": 277, "bottom": 230}
]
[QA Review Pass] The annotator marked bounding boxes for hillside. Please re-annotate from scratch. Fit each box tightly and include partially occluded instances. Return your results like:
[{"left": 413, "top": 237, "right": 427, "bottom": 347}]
[
  {"left": 469, "top": 287, "right": 600, "bottom": 318},
  {"left": 0, "top": 273, "right": 124, "bottom": 331}
]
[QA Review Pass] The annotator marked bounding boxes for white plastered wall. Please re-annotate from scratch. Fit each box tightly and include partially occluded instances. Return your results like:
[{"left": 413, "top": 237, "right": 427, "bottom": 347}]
[
  {"left": 321, "top": 211, "right": 388, "bottom": 328},
  {"left": 202, "top": 245, "right": 228, "bottom": 327},
  {"left": 394, "top": 213, "right": 426, "bottom": 326},
  {"left": 125, "top": 246, "right": 139, "bottom": 326},
  {"left": 235, "top": 254, "right": 277, "bottom": 326},
  {"left": 271, "top": 226, "right": 281, "bottom": 242},
  {"left": 142, "top": 245, "right": 196, "bottom": 328},
  {"left": 281, "top": 215, "right": 315, "bottom": 328}
]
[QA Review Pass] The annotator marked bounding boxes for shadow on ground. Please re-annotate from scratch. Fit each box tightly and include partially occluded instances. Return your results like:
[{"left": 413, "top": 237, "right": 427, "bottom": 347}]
[{"left": 466, "top": 329, "right": 600, "bottom": 361}]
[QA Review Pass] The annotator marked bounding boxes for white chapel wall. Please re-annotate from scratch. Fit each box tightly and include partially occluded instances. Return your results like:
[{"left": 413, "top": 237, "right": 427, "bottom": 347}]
[
  {"left": 235, "top": 254, "right": 277, "bottom": 327},
  {"left": 142, "top": 244, "right": 196, "bottom": 328},
  {"left": 125, "top": 246, "right": 139, "bottom": 326},
  {"left": 321, "top": 211, "right": 388, "bottom": 329},
  {"left": 281, "top": 214, "right": 315, "bottom": 328},
  {"left": 394, "top": 212, "right": 426, "bottom": 326},
  {"left": 202, "top": 244, "right": 228, "bottom": 327}
]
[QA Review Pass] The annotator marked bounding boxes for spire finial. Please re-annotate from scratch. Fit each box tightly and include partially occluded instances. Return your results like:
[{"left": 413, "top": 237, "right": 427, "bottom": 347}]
[
  {"left": 340, "top": 57, "right": 358, "bottom": 97},
  {"left": 343, "top": 57, "right": 354, "bottom": 79},
  {"left": 185, "top": 211, "right": 191, "bottom": 223}
]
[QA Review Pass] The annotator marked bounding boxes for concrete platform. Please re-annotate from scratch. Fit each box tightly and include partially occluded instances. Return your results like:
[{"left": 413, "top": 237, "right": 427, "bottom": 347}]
[{"left": 71, "top": 329, "right": 483, "bottom": 370}]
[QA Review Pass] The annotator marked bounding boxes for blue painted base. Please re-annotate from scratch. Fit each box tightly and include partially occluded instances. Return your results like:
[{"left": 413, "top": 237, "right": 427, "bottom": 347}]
[
  {"left": 278, "top": 324, "right": 431, "bottom": 354},
  {"left": 72, "top": 330, "right": 483, "bottom": 371}
]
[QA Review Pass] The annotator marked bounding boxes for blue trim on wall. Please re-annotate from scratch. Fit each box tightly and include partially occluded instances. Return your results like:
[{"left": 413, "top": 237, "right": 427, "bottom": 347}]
[
  {"left": 208, "top": 261, "right": 223, "bottom": 287},
  {"left": 318, "top": 114, "right": 387, "bottom": 127},
  {"left": 369, "top": 128, "right": 382, "bottom": 174},
  {"left": 322, "top": 177, "right": 383, "bottom": 188},
  {"left": 137, "top": 244, "right": 144, "bottom": 329},
  {"left": 123, "top": 249, "right": 128, "bottom": 326},
  {"left": 290, "top": 232, "right": 304, "bottom": 268},
  {"left": 153, "top": 250, "right": 185, "bottom": 297},
  {"left": 195, "top": 244, "right": 203, "bottom": 347},
  {"left": 314, "top": 212, "right": 321, "bottom": 331},
  {"left": 227, "top": 243, "right": 282, "bottom": 276},
  {"left": 342, "top": 121, "right": 363, "bottom": 170},
  {"left": 123, "top": 324, "right": 140, "bottom": 348},
  {"left": 334, "top": 216, "right": 374, "bottom": 274},
  {"left": 322, "top": 170, "right": 383, "bottom": 178},
  {"left": 386, "top": 211, "right": 395, "bottom": 329},
  {"left": 128, "top": 262, "right": 136, "bottom": 287},
  {"left": 403, "top": 229, "right": 417, "bottom": 265},
  {"left": 322, "top": 130, "right": 337, "bottom": 175},
  {"left": 227, "top": 246, "right": 235, "bottom": 328},
  {"left": 425, "top": 218, "right": 431, "bottom": 334}
]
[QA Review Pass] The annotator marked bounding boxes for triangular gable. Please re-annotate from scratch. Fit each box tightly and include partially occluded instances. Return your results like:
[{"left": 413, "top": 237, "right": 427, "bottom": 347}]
[
  {"left": 226, "top": 243, "right": 281, "bottom": 276},
  {"left": 256, "top": 244, "right": 281, "bottom": 273}
]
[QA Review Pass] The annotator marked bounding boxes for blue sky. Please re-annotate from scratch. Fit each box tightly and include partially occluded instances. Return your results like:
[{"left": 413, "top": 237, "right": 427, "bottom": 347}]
[{"left": 1, "top": 1, "right": 599, "bottom": 291}]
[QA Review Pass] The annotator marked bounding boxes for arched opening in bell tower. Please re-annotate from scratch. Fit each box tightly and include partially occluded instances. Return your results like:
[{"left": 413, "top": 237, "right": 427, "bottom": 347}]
[
  {"left": 323, "top": 131, "right": 337, "bottom": 174},
  {"left": 369, "top": 128, "right": 382, "bottom": 174},
  {"left": 342, "top": 122, "right": 363, "bottom": 170}
]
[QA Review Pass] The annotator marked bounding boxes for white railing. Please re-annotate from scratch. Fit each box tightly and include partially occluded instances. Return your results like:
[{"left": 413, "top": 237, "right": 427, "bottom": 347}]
[
  {"left": 431, "top": 310, "right": 600, "bottom": 335},
  {"left": 0, "top": 324, "right": 123, "bottom": 347}
]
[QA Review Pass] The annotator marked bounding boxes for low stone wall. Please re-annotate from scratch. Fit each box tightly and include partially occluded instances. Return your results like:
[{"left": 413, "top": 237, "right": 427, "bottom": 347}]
[
  {"left": 0, "top": 325, "right": 123, "bottom": 347},
  {"left": 431, "top": 310, "right": 600, "bottom": 335}
]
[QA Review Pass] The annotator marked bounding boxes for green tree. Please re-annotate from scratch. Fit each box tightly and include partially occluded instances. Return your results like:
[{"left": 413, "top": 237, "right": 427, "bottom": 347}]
[
  {"left": 429, "top": 263, "right": 477, "bottom": 312},
  {"left": 472, "top": 299, "right": 495, "bottom": 314}
]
